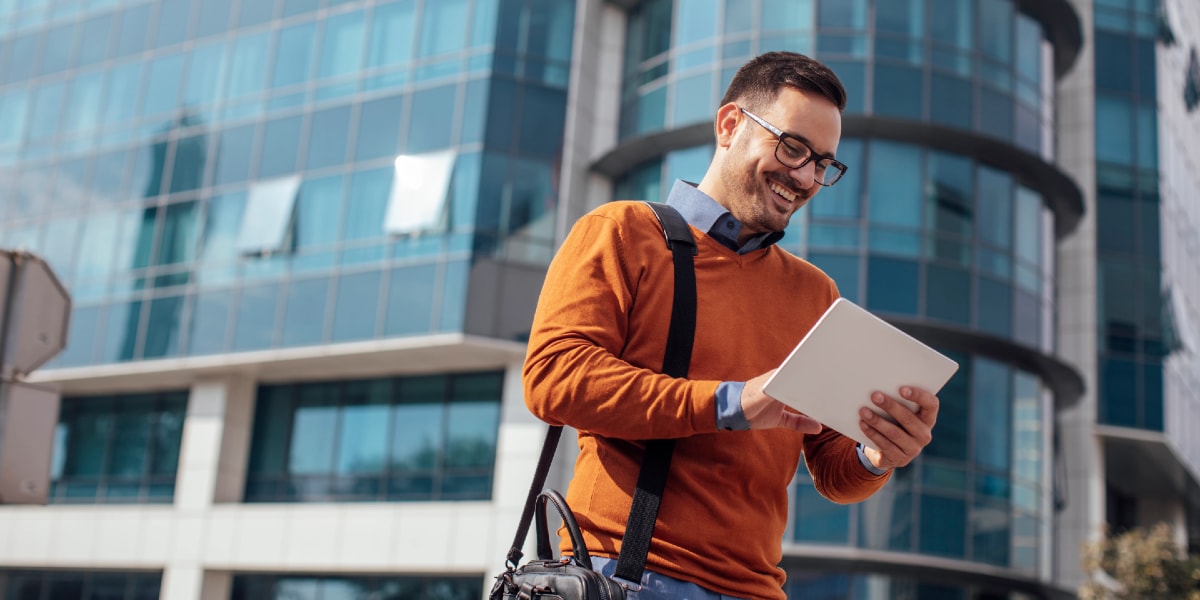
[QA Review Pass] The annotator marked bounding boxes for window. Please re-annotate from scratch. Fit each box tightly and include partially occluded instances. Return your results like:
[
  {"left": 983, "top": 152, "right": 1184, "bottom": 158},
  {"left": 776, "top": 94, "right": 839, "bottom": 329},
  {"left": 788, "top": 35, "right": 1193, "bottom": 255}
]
[
  {"left": 49, "top": 392, "right": 187, "bottom": 504},
  {"left": 237, "top": 176, "right": 301, "bottom": 255},
  {"left": 2, "top": 570, "right": 161, "bottom": 600},
  {"left": 230, "top": 574, "right": 481, "bottom": 600},
  {"left": 385, "top": 150, "right": 456, "bottom": 235},
  {"left": 244, "top": 372, "right": 503, "bottom": 502},
  {"left": 1186, "top": 47, "right": 1199, "bottom": 111}
]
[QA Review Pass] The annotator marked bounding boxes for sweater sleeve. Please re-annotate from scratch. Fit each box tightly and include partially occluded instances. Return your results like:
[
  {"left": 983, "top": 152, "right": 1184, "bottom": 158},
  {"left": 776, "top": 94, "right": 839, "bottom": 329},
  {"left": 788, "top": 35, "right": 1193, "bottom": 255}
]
[
  {"left": 802, "top": 427, "right": 891, "bottom": 503},
  {"left": 523, "top": 210, "right": 721, "bottom": 440}
]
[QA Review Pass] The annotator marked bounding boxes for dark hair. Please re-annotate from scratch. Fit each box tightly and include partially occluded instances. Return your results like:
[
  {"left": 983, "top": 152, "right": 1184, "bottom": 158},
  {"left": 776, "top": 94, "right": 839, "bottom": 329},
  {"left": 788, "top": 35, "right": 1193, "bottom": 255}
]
[{"left": 719, "top": 51, "right": 847, "bottom": 112}]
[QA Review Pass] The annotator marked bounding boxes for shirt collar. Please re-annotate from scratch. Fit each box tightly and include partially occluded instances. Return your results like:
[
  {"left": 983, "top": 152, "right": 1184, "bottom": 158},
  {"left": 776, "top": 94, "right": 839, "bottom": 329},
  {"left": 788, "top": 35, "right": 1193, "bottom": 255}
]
[{"left": 664, "top": 179, "right": 785, "bottom": 253}]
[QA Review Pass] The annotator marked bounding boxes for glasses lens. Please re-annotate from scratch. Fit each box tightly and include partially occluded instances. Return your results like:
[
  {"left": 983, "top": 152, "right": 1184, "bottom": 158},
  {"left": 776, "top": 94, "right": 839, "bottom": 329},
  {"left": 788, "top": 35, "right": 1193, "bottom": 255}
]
[
  {"left": 775, "top": 138, "right": 810, "bottom": 167},
  {"left": 820, "top": 164, "right": 846, "bottom": 186}
]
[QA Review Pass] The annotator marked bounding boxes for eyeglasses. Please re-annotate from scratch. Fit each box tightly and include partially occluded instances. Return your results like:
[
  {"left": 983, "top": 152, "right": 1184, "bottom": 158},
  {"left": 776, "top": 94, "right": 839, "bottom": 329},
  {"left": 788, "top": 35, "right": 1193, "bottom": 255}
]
[{"left": 739, "top": 107, "right": 848, "bottom": 187}]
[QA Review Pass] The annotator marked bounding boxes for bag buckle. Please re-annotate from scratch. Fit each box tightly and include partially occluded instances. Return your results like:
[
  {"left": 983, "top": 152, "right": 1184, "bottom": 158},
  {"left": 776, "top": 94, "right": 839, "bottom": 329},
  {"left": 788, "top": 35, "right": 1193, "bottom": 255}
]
[{"left": 610, "top": 575, "right": 643, "bottom": 592}]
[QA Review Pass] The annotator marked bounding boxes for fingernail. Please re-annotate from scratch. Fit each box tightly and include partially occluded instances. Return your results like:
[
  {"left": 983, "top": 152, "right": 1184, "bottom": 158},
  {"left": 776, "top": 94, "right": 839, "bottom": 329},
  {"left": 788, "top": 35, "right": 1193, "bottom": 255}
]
[
  {"left": 872, "top": 393, "right": 885, "bottom": 405},
  {"left": 901, "top": 387, "right": 912, "bottom": 398}
]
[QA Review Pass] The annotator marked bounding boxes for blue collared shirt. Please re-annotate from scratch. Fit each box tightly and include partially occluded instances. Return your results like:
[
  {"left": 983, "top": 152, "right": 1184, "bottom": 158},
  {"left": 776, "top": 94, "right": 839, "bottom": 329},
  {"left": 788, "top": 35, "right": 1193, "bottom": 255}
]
[{"left": 663, "top": 180, "right": 888, "bottom": 476}]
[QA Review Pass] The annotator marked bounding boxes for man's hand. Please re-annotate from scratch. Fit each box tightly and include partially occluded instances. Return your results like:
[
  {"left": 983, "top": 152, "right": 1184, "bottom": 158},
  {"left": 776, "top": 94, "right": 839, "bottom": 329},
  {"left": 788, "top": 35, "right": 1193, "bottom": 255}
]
[
  {"left": 741, "top": 370, "right": 823, "bottom": 433},
  {"left": 859, "top": 386, "right": 939, "bottom": 471}
]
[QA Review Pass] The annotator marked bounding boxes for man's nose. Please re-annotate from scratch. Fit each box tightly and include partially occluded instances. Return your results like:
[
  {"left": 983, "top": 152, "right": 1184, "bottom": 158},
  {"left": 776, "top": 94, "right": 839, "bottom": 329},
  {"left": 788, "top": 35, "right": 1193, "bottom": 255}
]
[{"left": 787, "top": 160, "right": 818, "bottom": 190}]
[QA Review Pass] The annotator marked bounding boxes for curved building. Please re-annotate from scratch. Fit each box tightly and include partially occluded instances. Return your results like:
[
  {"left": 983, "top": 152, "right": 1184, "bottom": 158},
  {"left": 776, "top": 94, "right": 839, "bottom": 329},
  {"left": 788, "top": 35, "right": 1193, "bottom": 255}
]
[{"left": 0, "top": 0, "right": 1198, "bottom": 599}]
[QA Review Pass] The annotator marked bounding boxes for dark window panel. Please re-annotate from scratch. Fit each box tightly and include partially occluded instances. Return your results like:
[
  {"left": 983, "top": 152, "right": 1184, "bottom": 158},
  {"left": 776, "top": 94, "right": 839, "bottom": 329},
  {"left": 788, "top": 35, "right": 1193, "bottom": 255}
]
[
  {"left": 919, "top": 494, "right": 967, "bottom": 558},
  {"left": 280, "top": 277, "right": 330, "bottom": 347},
  {"left": 232, "top": 284, "right": 281, "bottom": 350},
  {"left": 866, "top": 256, "right": 918, "bottom": 315}
]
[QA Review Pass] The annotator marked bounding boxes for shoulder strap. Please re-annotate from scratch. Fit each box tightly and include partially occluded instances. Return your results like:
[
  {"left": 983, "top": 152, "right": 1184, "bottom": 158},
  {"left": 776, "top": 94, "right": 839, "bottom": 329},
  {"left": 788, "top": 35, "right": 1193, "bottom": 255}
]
[
  {"left": 504, "top": 202, "right": 698, "bottom": 583},
  {"left": 612, "top": 202, "right": 696, "bottom": 587}
]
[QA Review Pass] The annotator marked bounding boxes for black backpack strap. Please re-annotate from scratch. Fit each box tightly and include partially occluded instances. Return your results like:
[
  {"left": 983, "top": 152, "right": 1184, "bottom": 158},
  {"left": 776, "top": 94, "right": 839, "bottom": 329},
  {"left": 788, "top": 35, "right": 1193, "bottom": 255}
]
[{"left": 612, "top": 202, "right": 697, "bottom": 588}]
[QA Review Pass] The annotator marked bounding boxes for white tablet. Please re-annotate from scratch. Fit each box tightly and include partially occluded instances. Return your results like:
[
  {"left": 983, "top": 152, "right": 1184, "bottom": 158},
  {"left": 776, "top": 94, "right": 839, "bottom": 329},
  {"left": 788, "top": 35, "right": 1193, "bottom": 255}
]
[{"left": 762, "top": 298, "right": 959, "bottom": 452}]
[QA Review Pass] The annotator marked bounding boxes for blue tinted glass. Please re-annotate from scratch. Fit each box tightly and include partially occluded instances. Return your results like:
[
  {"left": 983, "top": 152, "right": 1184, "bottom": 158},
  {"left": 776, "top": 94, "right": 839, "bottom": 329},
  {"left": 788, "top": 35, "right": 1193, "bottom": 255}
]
[
  {"left": 354, "top": 95, "right": 404, "bottom": 161},
  {"left": 385, "top": 263, "right": 436, "bottom": 335},
  {"left": 459, "top": 79, "right": 488, "bottom": 145},
  {"left": 926, "top": 151, "right": 973, "bottom": 236},
  {"left": 247, "top": 386, "right": 292, "bottom": 476},
  {"left": 143, "top": 295, "right": 185, "bottom": 358},
  {"left": 4, "top": 34, "right": 36, "bottom": 83},
  {"left": 194, "top": 0, "right": 232, "bottom": 39},
  {"left": 305, "top": 105, "right": 352, "bottom": 170},
  {"left": 318, "top": 10, "right": 365, "bottom": 79},
  {"left": 233, "top": 284, "right": 280, "bottom": 350},
  {"left": 368, "top": 0, "right": 416, "bottom": 68},
  {"left": 281, "top": 278, "right": 329, "bottom": 347},
  {"left": 671, "top": 72, "right": 713, "bottom": 128},
  {"left": 873, "top": 64, "right": 922, "bottom": 119},
  {"left": 103, "top": 62, "right": 143, "bottom": 126},
  {"left": 930, "top": 73, "right": 972, "bottom": 129},
  {"left": 976, "top": 166, "right": 1012, "bottom": 248},
  {"left": 1136, "top": 103, "right": 1157, "bottom": 169},
  {"left": 806, "top": 253, "right": 859, "bottom": 303},
  {"left": 407, "top": 84, "right": 456, "bottom": 152},
  {"left": 867, "top": 141, "right": 921, "bottom": 227},
  {"left": 1014, "top": 187, "right": 1042, "bottom": 265},
  {"left": 977, "top": 88, "right": 1012, "bottom": 140},
  {"left": 332, "top": 270, "right": 382, "bottom": 342},
  {"left": 825, "top": 60, "right": 864, "bottom": 113},
  {"left": 158, "top": 201, "right": 199, "bottom": 265},
  {"left": 866, "top": 256, "right": 918, "bottom": 314},
  {"left": 294, "top": 175, "right": 343, "bottom": 249},
  {"left": 142, "top": 52, "right": 184, "bottom": 117},
  {"left": 155, "top": 0, "right": 193, "bottom": 48},
  {"left": 169, "top": 134, "right": 206, "bottom": 193},
  {"left": 875, "top": 0, "right": 922, "bottom": 36},
  {"left": 1094, "top": 31, "right": 1131, "bottom": 92},
  {"left": 972, "top": 357, "right": 1011, "bottom": 471},
  {"left": 762, "top": 0, "right": 813, "bottom": 32},
  {"left": 258, "top": 115, "right": 303, "bottom": 178},
  {"left": 28, "top": 81, "right": 65, "bottom": 141},
  {"left": 39, "top": 23, "right": 78, "bottom": 75},
  {"left": 337, "top": 382, "right": 390, "bottom": 474},
  {"left": 926, "top": 351, "right": 970, "bottom": 460},
  {"left": 664, "top": 145, "right": 713, "bottom": 189},
  {"left": 281, "top": 0, "right": 318, "bottom": 18},
  {"left": 183, "top": 41, "right": 225, "bottom": 108},
  {"left": 724, "top": 0, "right": 753, "bottom": 33},
  {"left": 674, "top": 0, "right": 718, "bottom": 45},
  {"left": 519, "top": 86, "right": 567, "bottom": 156},
  {"left": 115, "top": 4, "right": 152, "bottom": 57},
  {"left": 470, "top": 0, "right": 500, "bottom": 47},
  {"left": 290, "top": 384, "right": 339, "bottom": 475},
  {"left": 187, "top": 290, "right": 231, "bottom": 355},
  {"left": 0, "top": 88, "right": 29, "bottom": 147},
  {"left": 225, "top": 31, "right": 270, "bottom": 100},
  {"left": 930, "top": 0, "right": 971, "bottom": 48},
  {"left": 927, "top": 265, "right": 970, "bottom": 325},
  {"left": 794, "top": 479, "right": 851, "bottom": 542},
  {"left": 103, "top": 300, "right": 143, "bottom": 362},
  {"left": 978, "top": 0, "right": 1013, "bottom": 63},
  {"left": 977, "top": 277, "right": 1012, "bottom": 337},
  {"left": 343, "top": 167, "right": 391, "bottom": 241},
  {"left": 77, "top": 14, "right": 114, "bottom": 67},
  {"left": 817, "top": 0, "right": 865, "bottom": 29},
  {"left": 485, "top": 77, "right": 517, "bottom": 151},
  {"left": 972, "top": 497, "right": 1011, "bottom": 565},
  {"left": 199, "top": 192, "right": 246, "bottom": 264},
  {"left": 272, "top": 21, "right": 316, "bottom": 89},
  {"left": 418, "top": 0, "right": 467, "bottom": 57},
  {"left": 239, "top": 0, "right": 276, "bottom": 26},
  {"left": 57, "top": 305, "right": 101, "bottom": 366},
  {"left": 1143, "top": 362, "right": 1163, "bottom": 430},
  {"left": 1100, "top": 357, "right": 1137, "bottom": 426},
  {"left": 212, "top": 125, "right": 256, "bottom": 186},
  {"left": 919, "top": 494, "right": 967, "bottom": 557}
]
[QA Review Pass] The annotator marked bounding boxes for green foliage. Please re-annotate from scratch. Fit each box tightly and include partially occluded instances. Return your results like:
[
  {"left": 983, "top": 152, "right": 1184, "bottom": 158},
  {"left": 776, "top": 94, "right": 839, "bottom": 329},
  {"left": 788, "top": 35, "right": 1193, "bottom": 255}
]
[{"left": 1079, "top": 523, "right": 1200, "bottom": 600}]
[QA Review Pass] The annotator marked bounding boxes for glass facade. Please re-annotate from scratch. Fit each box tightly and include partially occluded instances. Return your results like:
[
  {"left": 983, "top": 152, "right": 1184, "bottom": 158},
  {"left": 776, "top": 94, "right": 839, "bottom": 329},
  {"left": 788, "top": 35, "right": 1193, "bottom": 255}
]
[
  {"left": 792, "top": 354, "right": 1048, "bottom": 573},
  {"left": 1093, "top": 0, "right": 1165, "bottom": 431},
  {"left": 620, "top": 0, "right": 1052, "bottom": 156},
  {"left": 0, "top": 569, "right": 161, "bottom": 600},
  {"left": 1, "top": 0, "right": 575, "bottom": 370},
  {"left": 785, "top": 572, "right": 1038, "bottom": 600},
  {"left": 48, "top": 391, "right": 187, "bottom": 504},
  {"left": 243, "top": 371, "right": 503, "bottom": 502},
  {"left": 229, "top": 574, "right": 480, "bottom": 600}
]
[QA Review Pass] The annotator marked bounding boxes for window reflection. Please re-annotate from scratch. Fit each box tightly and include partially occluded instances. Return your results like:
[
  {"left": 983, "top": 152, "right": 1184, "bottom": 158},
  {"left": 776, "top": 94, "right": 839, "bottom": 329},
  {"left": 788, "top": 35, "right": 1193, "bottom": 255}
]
[{"left": 245, "top": 372, "right": 502, "bottom": 502}]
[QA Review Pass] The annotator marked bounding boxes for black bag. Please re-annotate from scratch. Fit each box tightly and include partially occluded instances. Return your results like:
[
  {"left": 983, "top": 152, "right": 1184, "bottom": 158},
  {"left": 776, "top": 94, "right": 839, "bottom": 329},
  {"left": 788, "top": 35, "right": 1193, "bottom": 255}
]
[
  {"left": 489, "top": 202, "right": 698, "bottom": 600},
  {"left": 489, "top": 489, "right": 626, "bottom": 600}
]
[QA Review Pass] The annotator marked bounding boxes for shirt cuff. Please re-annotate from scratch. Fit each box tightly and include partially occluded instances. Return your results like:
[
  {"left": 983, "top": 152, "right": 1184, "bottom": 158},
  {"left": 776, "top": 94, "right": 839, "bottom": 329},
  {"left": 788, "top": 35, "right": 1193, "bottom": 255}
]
[
  {"left": 856, "top": 443, "right": 891, "bottom": 476},
  {"left": 715, "top": 381, "right": 751, "bottom": 431}
]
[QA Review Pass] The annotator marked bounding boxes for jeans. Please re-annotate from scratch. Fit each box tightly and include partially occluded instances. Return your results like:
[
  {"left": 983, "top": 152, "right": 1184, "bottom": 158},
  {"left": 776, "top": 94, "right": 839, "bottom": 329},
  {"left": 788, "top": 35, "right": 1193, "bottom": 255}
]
[{"left": 589, "top": 556, "right": 749, "bottom": 600}]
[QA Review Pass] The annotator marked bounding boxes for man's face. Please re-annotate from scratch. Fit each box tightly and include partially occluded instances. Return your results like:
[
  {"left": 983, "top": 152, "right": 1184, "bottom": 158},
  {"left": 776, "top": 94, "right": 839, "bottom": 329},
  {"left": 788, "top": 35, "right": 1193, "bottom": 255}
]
[{"left": 719, "top": 87, "right": 842, "bottom": 237}]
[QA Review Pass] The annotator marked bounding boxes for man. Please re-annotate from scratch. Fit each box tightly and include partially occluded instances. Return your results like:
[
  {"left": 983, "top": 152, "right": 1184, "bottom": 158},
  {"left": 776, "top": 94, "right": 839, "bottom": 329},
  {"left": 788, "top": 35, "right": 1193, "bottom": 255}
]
[{"left": 522, "top": 51, "right": 940, "bottom": 599}]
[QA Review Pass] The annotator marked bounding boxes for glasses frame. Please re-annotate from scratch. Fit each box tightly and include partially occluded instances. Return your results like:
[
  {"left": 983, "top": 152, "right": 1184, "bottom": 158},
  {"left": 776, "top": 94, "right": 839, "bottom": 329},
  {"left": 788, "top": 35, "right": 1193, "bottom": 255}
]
[{"left": 738, "top": 107, "right": 848, "bottom": 187}]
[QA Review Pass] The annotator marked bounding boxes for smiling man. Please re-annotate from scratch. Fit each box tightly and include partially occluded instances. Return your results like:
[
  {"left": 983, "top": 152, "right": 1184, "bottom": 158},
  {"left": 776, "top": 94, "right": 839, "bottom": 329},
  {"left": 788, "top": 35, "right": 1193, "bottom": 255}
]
[{"left": 523, "top": 52, "right": 941, "bottom": 599}]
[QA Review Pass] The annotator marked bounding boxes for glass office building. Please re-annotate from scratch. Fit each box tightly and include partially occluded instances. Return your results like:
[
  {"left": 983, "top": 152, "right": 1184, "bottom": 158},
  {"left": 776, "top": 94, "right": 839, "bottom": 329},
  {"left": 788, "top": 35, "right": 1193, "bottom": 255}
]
[{"left": 1, "top": 0, "right": 1198, "bottom": 598}]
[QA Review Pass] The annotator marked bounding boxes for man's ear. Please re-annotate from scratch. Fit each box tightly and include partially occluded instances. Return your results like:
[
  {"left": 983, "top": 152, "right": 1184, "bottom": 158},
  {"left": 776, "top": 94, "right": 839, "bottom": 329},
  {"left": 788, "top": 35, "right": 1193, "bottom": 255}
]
[{"left": 713, "top": 102, "right": 741, "bottom": 148}]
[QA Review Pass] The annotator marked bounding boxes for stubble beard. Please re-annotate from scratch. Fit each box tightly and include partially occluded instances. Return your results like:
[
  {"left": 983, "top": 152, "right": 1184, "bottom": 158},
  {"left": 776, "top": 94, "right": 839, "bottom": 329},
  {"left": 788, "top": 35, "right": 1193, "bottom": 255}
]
[{"left": 721, "top": 133, "right": 792, "bottom": 235}]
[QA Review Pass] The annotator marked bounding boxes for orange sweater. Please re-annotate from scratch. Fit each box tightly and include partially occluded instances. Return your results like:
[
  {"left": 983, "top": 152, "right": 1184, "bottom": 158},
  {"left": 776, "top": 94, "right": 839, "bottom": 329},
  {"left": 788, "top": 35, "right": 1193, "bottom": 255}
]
[{"left": 523, "top": 201, "right": 890, "bottom": 599}]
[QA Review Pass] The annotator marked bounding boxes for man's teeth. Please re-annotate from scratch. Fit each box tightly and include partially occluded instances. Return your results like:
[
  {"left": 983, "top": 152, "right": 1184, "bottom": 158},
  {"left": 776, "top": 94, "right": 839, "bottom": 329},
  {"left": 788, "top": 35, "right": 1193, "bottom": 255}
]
[{"left": 770, "top": 182, "right": 796, "bottom": 202}]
